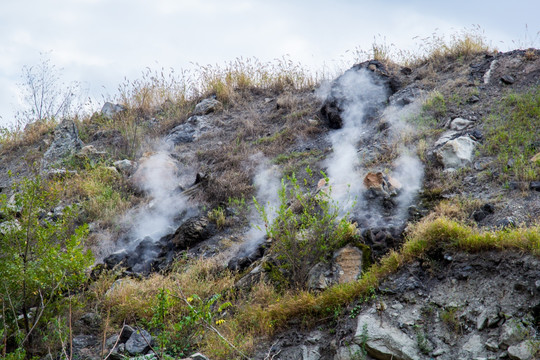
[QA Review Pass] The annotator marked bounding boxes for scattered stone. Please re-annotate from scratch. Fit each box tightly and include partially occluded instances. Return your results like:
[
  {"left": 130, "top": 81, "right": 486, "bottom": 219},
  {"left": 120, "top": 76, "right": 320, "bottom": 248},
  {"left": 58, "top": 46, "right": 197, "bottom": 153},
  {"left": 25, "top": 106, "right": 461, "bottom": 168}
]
[
  {"left": 106, "top": 334, "right": 120, "bottom": 348},
  {"left": 449, "top": 118, "right": 474, "bottom": 131},
  {"left": 435, "top": 136, "right": 477, "bottom": 170},
  {"left": 501, "top": 75, "right": 516, "bottom": 85},
  {"left": 41, "top": 119, "right": 84, "bottom": 170},
  {"left": 193, "top": 98, "right": 222, "bottom": 115},
  {"left": 507, "top": 341, "right": 534, "bottom": 360},
  {"left": 125, "top": 328, "right": 152, "bottom": 355},
  {"left": 355, "top": 312, "right": 420, "bottom": 360},
  {"left": 529, "top": 181, "right": 540, "bottom": 191},
  {"left": 101, "top": 102, "right": 126, "bottom": 118}
]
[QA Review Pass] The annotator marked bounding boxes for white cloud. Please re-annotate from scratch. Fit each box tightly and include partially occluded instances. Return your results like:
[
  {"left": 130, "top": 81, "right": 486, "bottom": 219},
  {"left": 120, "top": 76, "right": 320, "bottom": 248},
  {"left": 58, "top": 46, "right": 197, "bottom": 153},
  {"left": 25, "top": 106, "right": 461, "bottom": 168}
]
[{"left": 0, "top": 0, "right": 539, "bottom": 126}]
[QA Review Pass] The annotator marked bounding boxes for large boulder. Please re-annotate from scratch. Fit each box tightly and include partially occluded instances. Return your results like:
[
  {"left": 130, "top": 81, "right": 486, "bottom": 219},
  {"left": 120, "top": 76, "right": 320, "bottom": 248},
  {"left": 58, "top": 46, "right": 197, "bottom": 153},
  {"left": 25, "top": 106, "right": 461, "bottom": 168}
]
[
  {"left": 355, "top": 312, "right": 420, "bottom": 360},
  {"left": 435, "top": 136, "right": 477, "bottom": 170},
  {"left": 193, "top": 98, "right": 222, "bottom": 115},
  {"left": 125, "top": 328, "right": 152, "bottom": 355},
  {"left": 41, "top": 119, "right": 83, "bottom": 170},
  {"left": 168, "top": 215, "right": 216, "bottom": 249}
]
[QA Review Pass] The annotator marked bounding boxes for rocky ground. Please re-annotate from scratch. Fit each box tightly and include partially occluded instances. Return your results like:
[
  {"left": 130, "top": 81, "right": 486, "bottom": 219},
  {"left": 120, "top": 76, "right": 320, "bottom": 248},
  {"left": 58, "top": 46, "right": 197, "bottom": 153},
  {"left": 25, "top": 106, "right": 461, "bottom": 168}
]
[{"left": 1, "top": 48, "right": 539, "bottom": 360}]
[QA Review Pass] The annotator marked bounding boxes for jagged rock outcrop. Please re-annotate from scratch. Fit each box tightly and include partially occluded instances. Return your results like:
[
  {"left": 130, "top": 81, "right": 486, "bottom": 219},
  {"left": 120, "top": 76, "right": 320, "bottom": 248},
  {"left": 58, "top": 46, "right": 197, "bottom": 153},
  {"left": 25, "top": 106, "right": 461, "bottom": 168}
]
[{"left": 41, "top": 118, "right": 83, "bottom": 170}]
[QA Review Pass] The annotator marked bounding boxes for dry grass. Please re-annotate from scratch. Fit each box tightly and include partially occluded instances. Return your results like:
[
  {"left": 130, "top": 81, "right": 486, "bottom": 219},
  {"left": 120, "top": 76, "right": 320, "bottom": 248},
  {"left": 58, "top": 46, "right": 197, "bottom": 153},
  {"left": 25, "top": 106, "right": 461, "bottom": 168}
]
[{"left": 0, "top": 119, "right": 57, "bottom": 154}]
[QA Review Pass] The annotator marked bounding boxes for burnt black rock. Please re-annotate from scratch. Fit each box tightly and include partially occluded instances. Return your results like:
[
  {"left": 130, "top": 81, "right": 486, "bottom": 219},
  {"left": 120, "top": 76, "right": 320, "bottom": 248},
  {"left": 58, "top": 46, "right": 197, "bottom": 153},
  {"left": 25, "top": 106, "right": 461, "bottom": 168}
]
[{"left": 530, "top": 181, "right": 540, "bottom": 192}]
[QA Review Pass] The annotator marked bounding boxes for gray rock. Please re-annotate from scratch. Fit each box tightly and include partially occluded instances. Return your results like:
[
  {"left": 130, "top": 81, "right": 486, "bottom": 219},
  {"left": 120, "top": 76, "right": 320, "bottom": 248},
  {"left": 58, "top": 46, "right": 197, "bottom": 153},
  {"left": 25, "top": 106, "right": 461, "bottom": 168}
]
[
  {"left": 507, "top": 341, "right": 534, "bottom": 360},
  {"left": 334, "top": 345, "right": 362, "bottom": 360},
  {"left": 101, "top": 102, "right": 126, "bottom": 118},
  {"left": 530, "top": 181, "right": 540, "bottom": 191},
  {"left": 463, "top": 334, "right": 485, "bottom": 355},
  {"left": 119, "top": 325, "right": 136, "bottom": 344},
  {"left": 435, "top": 136, "right": 477, "bottom": 170},
  {"left": 185, "top": 353, "right": 209, "bottom": 360},
  {"left": 41, "top": 119, "right": 84, "bottom": 170},
  {"left": 434, "top": 130, "right": 460, "bottom": 147},
  {"left": 165, "top": 116, "right": 210, "bottom": 145},
  {"left": 449, "top": 118, "right": 474, "bottom": 131},
  {"left": 307, "top": 262, "right": 334, "bottom": 290},
  {"left": 388, "top": 86, "right": 423, "bottom": 106},
  {"left": 72, "top": 334, "right": 98, "bottom": 350},
  {"left": 355, "top": 312, "right": 420, "bottom": 360},
  {"left": 76, "top": 312, "right": 101, "bottom": 330},
  {"left": 106, "top": 334, "right": 120, "bottom": 348},
  {"left": 499, "top": 320, "right": 529, "bottom": 349},
  {"left": 125, "top": 328, "right": 152, "bottom": 355},
  {"left": 485, "top": 338, "right": 499, "bottom": 352},
  {"left": 114, "top": 159, "right": 137, "bottom": 175},
  {"left": 501, "top": 75, "right": 515, "bottom": 85},
  {"left": 193, "top": 98, "right": 222, "bottom": 115}
]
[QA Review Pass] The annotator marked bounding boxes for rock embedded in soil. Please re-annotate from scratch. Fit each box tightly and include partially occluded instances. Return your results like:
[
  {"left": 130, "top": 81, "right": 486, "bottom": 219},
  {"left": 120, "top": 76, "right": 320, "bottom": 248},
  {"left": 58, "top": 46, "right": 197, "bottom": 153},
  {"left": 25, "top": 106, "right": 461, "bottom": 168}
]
[{"left": 125, "top": 328, "right": 152, "bottom": 355}]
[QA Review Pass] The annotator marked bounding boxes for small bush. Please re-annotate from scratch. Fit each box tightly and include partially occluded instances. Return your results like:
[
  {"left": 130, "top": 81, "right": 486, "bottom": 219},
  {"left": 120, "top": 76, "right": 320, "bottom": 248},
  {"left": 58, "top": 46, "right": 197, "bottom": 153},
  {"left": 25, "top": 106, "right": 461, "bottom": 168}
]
[{"left": 257, "top": 172, "right": 358, "bottom": 288}]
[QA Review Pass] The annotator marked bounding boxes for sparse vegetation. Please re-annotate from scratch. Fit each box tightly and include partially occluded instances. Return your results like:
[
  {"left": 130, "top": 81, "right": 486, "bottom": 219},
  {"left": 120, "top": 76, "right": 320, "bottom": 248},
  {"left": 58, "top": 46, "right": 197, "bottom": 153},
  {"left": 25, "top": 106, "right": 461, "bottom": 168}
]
[{"left": 483, "top": 86, "right": 540, "bottom": 182}]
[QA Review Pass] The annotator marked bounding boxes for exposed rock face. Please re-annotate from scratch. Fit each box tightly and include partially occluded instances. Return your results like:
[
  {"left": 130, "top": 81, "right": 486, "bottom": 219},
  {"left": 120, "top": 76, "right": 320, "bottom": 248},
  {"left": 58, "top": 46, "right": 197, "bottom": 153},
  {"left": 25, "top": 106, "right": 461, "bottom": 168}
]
[
  {"left": 448, "top": 117, "right": 474, "bottom": 131},
  {"left": 435, "top": 135, "right": 477, "bottom": 170},
  {"left": 114, "top": 159, "right": 137, "bottom": 176},
  {"left": 41, "top": 119, "right": 83, "bottom": 170},
  {"left": 320, "top": 60, "right": 400, "bottom": 129},
  {"left": 193, "top": 98, "right": 222, "bottom": 115},
  {"left": 507, "top": 341, "right": 534, "bottom": 360}
]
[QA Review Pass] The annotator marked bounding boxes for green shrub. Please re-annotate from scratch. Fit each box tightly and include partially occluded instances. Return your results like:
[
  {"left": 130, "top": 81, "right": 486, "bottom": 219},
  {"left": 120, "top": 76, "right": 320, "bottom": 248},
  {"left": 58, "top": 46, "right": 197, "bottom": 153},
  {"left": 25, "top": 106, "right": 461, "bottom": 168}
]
[
  {"left": 0, "top": 175, "right": 93, "bottom": 355},
  {"left": 256, "top": 173, "right": 358, "bottom": 289}
]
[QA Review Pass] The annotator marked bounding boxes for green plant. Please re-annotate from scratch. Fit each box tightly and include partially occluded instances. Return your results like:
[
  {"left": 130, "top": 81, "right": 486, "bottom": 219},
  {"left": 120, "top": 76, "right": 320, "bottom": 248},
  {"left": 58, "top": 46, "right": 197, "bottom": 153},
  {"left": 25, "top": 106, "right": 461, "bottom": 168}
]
[
  {"left": 355, "top": 323, "right": 369, "bottom": 359},
  {"left": 422, "top": 91, "right": 447, "bottom": 119},
  {"left": 208, "top": 207, "right": 226, "bottom": 230},
  {"left": 256, "top": 172, "right": 358, "bottom": 288},
  {"left": 483, "top": 87, "right": 540, "bottom": 181},
  {"left": 440, "top": 306, "right": 462, "bottom": 333},
  {"left": 0, "top": 175, "right": 93, "bottom": 356},
  {"left": 414, "top": 326, "right": 431, "bottom": 355}
]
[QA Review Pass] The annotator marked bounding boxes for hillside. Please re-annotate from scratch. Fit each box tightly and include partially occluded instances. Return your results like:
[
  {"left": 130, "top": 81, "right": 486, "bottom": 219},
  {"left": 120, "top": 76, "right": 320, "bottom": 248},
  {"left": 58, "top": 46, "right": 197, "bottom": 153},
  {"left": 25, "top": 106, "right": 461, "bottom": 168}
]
[{"left": 1, "top": 38, "right": 539, "bottom": 360}]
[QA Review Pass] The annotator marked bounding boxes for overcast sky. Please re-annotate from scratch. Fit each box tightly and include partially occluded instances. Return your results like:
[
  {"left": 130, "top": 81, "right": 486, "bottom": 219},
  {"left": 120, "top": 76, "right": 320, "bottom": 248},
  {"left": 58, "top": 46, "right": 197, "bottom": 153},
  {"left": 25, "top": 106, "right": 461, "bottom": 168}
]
[{"left": 1, "top": 0, "right": 539, "bottom": 127}]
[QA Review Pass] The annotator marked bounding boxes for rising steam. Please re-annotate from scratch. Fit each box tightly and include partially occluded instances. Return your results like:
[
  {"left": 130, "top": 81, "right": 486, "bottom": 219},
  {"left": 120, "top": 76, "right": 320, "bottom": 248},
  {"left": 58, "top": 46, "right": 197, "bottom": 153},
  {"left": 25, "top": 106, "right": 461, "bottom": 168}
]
[
  {"left": 319, "top": 68, "right": 424, "bottom": 225},
  {"left": 123, "top": 144, "right": 195, "bottom": 246}
]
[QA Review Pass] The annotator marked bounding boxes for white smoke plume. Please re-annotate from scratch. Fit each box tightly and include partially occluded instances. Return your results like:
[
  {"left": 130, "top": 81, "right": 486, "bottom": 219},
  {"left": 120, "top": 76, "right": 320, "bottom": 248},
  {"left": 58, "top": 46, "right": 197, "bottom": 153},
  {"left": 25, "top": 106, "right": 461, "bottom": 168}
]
[
  {"left": 320, "top": 68, "right": 424, "bottom": 225},
  {"left": 321, "top": 69, "right": 388, "bottom": 202},
  {"left": 241, "top": 154, "right": 281, "bottom": 254},
  {"left": 122, "top": 144, "right": 195, "bottom": 246}
]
